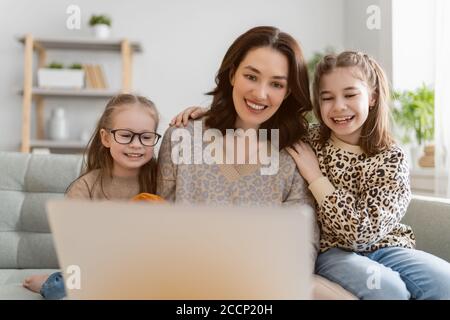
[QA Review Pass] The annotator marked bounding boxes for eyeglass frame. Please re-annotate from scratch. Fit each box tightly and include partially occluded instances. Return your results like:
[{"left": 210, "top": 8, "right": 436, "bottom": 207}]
[{"left": 106, "top": 128, "right": 161, "bottom": 147}]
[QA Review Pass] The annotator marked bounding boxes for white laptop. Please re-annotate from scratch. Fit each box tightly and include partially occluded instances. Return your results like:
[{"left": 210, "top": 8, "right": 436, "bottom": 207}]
[{"left": 46, "top": 200, "right": 314, "bottom": 300}]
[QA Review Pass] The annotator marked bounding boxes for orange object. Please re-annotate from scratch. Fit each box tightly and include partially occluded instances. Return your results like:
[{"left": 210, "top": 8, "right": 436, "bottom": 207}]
[{"left": 132, "top": 193, "right": 165, "bottom": 203}]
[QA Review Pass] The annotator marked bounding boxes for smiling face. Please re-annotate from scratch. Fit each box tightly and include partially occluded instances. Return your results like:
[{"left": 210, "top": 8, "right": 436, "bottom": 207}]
[
  {"left": 318, "top": 67, "right": 375, "bottom": 145},
  {"left": 100, "top": 104, "right": 157, "bottom": 177},
  {"left": 230, "top": 46, "right": 289, "bottom": 130}
]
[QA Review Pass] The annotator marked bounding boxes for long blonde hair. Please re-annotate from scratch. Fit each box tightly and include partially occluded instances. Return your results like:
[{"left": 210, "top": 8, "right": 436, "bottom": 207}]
[
  {"left": 69, "top": 94, "right": 159, "bottom": 198},
  {"left": 312, "top": 51, "right": 393, "bottom": 156}
]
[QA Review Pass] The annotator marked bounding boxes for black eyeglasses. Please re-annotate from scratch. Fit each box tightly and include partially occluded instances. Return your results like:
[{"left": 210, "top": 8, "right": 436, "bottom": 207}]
[{"left": 107, "top": 129, "right": 161, "bottom": 147}]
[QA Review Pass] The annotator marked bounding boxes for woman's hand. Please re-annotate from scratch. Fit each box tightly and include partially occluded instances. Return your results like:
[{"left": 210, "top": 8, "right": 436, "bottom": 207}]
[
  {"left": 169, "top": 106, "right": 209, "bottom": 127},
  {"left": 286, "top": 141, "right": 323, "bottom": 185}
]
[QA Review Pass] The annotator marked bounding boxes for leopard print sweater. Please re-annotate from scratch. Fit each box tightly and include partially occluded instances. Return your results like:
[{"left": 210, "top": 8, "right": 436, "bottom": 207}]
[{"left": 307, "top": 125, "right": 416, "bottom": 253}]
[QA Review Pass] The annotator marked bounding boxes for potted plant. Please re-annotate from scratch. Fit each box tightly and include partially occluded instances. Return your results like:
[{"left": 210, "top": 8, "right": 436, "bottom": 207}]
[
  {"left": 37, "top": 62, "right": 85, "bottom": 89},
  {"left": 307, "top": 46, "right": 335, "bottom": 81},
  {"left": 306, "top": 46, "right": 336, "bottom": 123},
  {"left": 392, "top": 84, "right": 435, "bottom": 168},
  {"left": 89, "top": 14, "right": 111, "bottom": 39}
]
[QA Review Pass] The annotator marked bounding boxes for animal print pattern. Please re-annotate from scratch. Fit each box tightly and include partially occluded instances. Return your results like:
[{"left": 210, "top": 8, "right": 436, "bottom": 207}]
[
  {"left": 307, "top": 125, "right": 416, "bottom": 253},
  {"left": 157, "top": 120, "right": 314, "bottom": 208}
]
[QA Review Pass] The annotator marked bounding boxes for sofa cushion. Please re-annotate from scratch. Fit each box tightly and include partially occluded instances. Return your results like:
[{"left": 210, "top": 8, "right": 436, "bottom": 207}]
[
  {"left": 0, "top": 152, "right": 82, "bottom": 269},
  {"left": 402, "top": 195, "right": 450, "bottom": 262},
  {"left": 313, "top": 275, "right": 357, "bottom": 299}
]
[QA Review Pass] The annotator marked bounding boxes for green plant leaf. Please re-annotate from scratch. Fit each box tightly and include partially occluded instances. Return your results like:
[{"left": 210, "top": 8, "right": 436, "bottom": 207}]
[
  {"left": 89, "top": 14, "right": 111, "bottom": 27},
  {"left": 69, "top": 63, "right": 83, "bottom": 70},
  {"left": 391, "top": 84, "right": 434, "bottom": 145},
  {"left": 47, "top": 62, "right": 64, "bottom": 69}
]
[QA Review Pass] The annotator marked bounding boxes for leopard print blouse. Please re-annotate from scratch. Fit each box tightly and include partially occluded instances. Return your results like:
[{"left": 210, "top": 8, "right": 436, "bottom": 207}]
[{"left": 307, "top": 125, "right": 416, "bottom": 253}]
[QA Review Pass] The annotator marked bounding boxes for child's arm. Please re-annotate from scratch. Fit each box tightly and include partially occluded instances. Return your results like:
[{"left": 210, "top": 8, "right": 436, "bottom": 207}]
[
  {"left": 309, "top": 149, "right": 411, "bottom": 250},
  {"left": 156, "top": 126, "right": 178, "bottom": 202},
  {"left": 169, "top": 106, "right": 209, "bottom": 127}
]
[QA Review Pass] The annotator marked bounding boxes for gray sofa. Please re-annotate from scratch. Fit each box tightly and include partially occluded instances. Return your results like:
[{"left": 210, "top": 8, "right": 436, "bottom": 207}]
[
  {"left": 0, "top": 151, "right": 82, "bottom": 299},
  {"left": 0, "top": 151, "right": 449, "bottom": 299}
]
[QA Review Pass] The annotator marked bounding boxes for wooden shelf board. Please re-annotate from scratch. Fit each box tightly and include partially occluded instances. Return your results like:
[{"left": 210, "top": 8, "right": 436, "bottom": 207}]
[
  {"left": 19, "top": 88, "right": 121, "bottom": 98},
  {"left": 30, "top": 139, "right": 87, "bottom": 149},
  {"left": 17, "top": 36, "right": 142, "bottom": 52}
]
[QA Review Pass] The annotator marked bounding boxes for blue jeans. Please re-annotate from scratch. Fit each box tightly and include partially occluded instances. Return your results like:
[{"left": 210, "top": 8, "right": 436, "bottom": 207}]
[
  {"left": 40, "top": 272, "right": 66, "bottom": 300},
  {"left": 316, "top": 247, "right": 450, "bottom": 300}
]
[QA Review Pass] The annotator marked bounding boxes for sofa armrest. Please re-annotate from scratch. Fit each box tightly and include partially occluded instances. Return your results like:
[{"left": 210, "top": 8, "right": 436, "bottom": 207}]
[{"left": 402, "top": 195, "right": 450, "bottom": 262}]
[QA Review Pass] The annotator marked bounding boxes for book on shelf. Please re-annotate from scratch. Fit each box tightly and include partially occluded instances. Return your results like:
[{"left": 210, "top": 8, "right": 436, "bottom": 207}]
[
  {"left": 95, "top": 65, "right": 108, "bottom": 89},
  {"left": 82, "top": 64, "right": 108, "bottom": 89},
  {"left": 83, "top": 64, "right": 94, "bottom": 88}
]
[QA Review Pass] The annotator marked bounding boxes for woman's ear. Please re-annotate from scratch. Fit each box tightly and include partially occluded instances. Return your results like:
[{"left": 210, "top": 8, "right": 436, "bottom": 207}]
[{"left": 100, "top": 129, "right": 111, "bottom": 148}]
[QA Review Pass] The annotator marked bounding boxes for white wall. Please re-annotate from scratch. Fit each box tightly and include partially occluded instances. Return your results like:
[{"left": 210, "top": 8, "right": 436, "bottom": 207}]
[
  {"left": 343, "top": 0, "right": 436, "bottom": 91},
  {"left": 392, "top": 0, "right": 436, "bottom": 91},
  {"left": 0, "top": 0, "right": 345, "bottom": 152},
  {"left": 344, "top": 0, "right": 393, "bottom": 82}
]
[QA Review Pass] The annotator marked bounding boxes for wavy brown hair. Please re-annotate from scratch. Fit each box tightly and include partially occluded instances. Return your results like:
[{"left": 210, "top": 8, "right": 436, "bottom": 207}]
[
  {"left": 312, "top": 51, "right": 394, "bottom": 156},
  {"left": 67, "top": 94, "right": 159, "bottom": 198},
  {"left": 204, "top": 26, "right": 312, "bottom": 150}
]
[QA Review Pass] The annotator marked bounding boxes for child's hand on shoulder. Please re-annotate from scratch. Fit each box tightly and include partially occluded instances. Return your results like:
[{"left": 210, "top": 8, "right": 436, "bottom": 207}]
[
  {"left": 286, "top": 141, "right": 323, "bottom": 184},
  {"left": 170, "top": 106, "right": 208, "bottom": 127}
]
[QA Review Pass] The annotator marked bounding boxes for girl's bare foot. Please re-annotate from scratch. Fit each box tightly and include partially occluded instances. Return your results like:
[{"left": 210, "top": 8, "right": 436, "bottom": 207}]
[{"left": 23, "top": 274, "right": 50, "bottom": 293}]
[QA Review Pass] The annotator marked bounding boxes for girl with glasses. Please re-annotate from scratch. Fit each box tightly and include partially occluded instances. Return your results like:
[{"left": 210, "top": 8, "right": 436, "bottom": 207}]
[{"left": 23, "top": 93, "right": 161, "bottom": 299}]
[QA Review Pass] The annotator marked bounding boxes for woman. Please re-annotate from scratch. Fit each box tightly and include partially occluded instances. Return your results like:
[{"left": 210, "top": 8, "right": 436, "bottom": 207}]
[
  {"left": 160, "top": 26, "right": 356, "bottom": 299},
  {"left": 158, "top": 26, "right": 312, "bottom": 205},
  {"left": 157, "top": 25, "right": 322, "bottom": 292}
]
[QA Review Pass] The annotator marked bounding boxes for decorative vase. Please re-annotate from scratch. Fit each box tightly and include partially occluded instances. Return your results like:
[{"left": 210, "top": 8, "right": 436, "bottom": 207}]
[
  {"left": 419, "top": 144, "right": 435, "bottom": 168},
  {"left": 92, "top": 24, "right": 110, "bottom": 39},
  {"left": 48, "top": 108, "right": 69, "bottom": 141},
  {"left": 407, "top": 145, "right": 421, "bottom": 169}
]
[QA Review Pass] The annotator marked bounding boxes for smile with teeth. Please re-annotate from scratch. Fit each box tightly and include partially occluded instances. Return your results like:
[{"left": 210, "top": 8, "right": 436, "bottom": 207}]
[
  {"left": 246, "top": 99, "right": 268, "bottom": 111},
  {"left": 332, "top": 115, "right": 355, "bottom": 124},
  {"left": 124, "top": 153, "right": 143, "bottom": 158}
]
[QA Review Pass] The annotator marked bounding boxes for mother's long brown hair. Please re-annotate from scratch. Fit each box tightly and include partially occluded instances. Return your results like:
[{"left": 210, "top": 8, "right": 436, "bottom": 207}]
[
  {"left": 68, "top": 94, "right": 159, "bottom": 198},
  {"left": 205, "top": 26, "right": 312, "bottom": 149}
]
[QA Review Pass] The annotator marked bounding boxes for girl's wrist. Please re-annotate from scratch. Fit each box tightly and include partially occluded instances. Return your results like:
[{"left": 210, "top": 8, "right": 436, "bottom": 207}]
[
  {"left": 308, "top": 176, "right": 336, "bottom": 205},
  {"left": 306, "top": 172, "right": 324, "bottom": 185}
]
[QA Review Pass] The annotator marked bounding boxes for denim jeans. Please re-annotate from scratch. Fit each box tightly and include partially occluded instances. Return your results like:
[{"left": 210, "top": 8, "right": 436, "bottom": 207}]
[
  {"left": 316, "top": 247, "right": 450, "bottom": 300},
  {"left": 40, "top": 271, "right": 66, "bottom": 300}
]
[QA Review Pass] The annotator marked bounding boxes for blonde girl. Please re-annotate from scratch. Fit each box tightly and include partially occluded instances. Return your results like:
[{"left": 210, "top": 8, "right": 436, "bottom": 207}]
[{"left": 23, "top": 94, "right": 161, "bottom": 299}]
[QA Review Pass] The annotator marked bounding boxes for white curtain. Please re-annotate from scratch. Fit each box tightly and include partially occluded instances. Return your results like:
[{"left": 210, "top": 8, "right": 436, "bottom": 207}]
[{"left": 434, "top": 0, "right": 450, "bottom": 197}]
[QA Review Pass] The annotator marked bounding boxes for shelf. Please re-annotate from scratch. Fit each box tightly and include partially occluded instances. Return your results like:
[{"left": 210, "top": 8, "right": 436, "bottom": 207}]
[
  {"left": 410, "top": 168, "right": 449, "bottom": 196},
  {"left": 410, "top": 168, "right": 448, "bottom": 177},
  {"left": 19, "top": 87, "right": 121, "bottom": 98},
  {"left": 19, "top": 33, "right": 138, "bottom": 153},
  {"left": 30, "top": 139, "right": 87, "bottom": 149},
  {"left": 17, "top": 36, "right": 142, "bottom": 52}
]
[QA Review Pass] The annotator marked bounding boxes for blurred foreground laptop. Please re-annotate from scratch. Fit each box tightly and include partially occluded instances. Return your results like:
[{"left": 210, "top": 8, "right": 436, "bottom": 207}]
[{"left": 46, "top": 200, "right": 314, "bottom": 299}]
